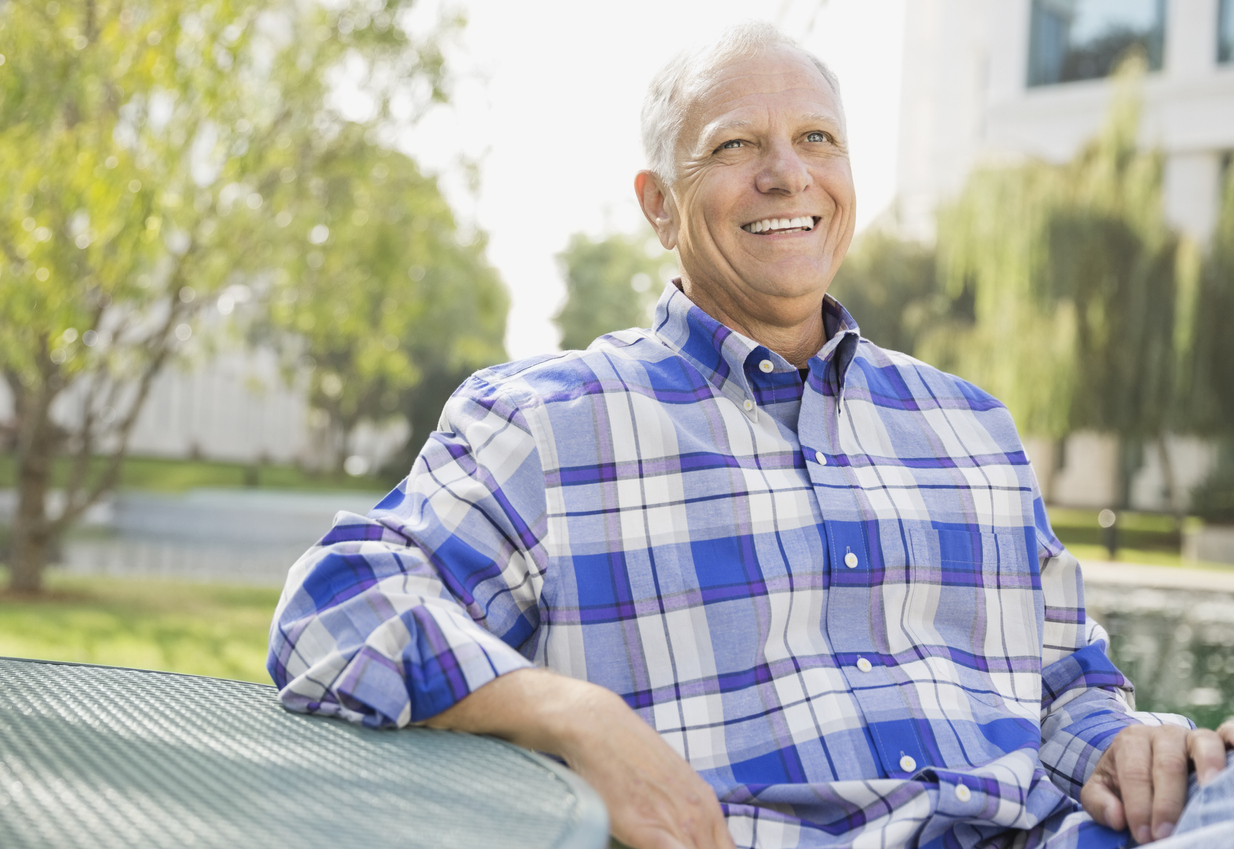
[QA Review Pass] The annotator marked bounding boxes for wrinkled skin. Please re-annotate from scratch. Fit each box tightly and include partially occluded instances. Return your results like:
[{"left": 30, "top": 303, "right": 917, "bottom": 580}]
[{"left": 1081, "top": 721, "right": 1234, "bottom": 844}]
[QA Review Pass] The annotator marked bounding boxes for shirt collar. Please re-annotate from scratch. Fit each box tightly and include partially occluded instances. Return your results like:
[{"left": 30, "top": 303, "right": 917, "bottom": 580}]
[{"left": 650, "top": 281, "right": 863, "bottom": 413}]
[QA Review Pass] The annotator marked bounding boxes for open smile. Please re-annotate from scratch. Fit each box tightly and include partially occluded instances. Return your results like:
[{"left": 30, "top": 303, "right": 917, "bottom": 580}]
[{"left": 741, "top": 216, "right": 820, "bottom": 234}]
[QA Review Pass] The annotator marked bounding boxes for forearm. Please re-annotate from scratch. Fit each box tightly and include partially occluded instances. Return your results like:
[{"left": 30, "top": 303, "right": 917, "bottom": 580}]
[
  {"left": 425, "top": 668, "right": 737, "bottom": 849},
  {"left": 422, "top": 667, "right": 622, "bottom": 762}
]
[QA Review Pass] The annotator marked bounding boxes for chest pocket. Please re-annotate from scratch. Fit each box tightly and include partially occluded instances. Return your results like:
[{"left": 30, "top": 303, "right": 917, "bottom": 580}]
[{"left": 901, "top": 528, "right": 1041, "bottom": 714}]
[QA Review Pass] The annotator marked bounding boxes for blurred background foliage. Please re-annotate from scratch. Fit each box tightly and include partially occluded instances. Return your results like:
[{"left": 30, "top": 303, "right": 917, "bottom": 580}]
[
  {"left": 0, "top": 0, "right": 508, "bottom": 591},
  {"left": 553, "top": 229, "right": 675, "bottom": 352}
]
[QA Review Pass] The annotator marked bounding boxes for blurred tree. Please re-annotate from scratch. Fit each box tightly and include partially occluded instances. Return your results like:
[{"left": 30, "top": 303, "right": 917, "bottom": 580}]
[
  {"left": 1178, "top": 163, "right": 1234, "bottom": 437},
  {"left": 923, "top": 56, "right": 1182, "bottom": 508},
  {"left": 0, "top": 0, "right": 465, "bottom": 592},
  {"left": 382, "top": 230, "right": 508, "bottom": 478},
  {"left": 553, "top": 229, "right": 675, "bottom": 351},
  {"left": 253, "top": 128, "right": 507, "bottom": 476},
  {"left": 1181, "top": 163, "right": 1234, "bottom": 524},
  {"left": 827, "top": 229, "right": 945, "bottom": 354}
]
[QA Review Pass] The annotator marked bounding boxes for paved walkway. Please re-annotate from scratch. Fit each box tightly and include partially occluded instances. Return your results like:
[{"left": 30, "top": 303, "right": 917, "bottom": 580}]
[{"left": 1081, "top": 559, "right": 1234, "bottom": 592}]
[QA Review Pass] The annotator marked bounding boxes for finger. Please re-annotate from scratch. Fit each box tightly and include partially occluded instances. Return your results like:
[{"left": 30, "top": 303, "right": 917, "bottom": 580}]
[
  {"left": 1148, "top": 729, "right": 1194, "bottom": 842},
  {"left": 1115, "top": 729, "right": 1157, "bottom": 846},
  {"left": 686, "top": 793, "right": 732, "bottom": 849},
  {"left": 1216, "top": 720, "right": 1234, "bottom": 754},
  {"left": 712, "top": 809, "right": 738, "bottom": 849},
  {"left": 1190, "top": 728, "right": 1229, "bottom": 788},
  {"left": 1081, "top": 772, "right": 1126, "bottom": 832}
]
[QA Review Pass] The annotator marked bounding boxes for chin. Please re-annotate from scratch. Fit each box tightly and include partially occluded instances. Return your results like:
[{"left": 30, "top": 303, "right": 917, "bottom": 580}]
[{"left": 748, "top": 269, "right": 831, "bottom": 300}]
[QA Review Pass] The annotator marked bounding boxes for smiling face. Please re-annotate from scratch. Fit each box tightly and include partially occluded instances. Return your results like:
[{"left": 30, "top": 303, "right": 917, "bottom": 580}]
[{"left": 636, "top": 46, "right": 856, "bottom": 350}]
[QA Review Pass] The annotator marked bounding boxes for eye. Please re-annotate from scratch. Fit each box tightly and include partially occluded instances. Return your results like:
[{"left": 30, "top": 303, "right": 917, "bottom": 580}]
[
  {"left": 716, "top": 139, "right": 744, "bottom": 152},
  {"left": 806, "top": 131, "right": 832, "bottom": 144}
]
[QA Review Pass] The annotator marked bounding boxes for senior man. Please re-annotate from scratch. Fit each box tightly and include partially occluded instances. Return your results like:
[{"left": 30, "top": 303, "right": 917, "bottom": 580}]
[{"left": 269, "top": 23, "right": 1234, "bottom": 849}]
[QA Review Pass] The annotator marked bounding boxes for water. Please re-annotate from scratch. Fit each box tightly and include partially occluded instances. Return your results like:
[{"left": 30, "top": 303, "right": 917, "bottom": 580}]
[{"left": 1089, "top": 583, "right": 1234, "bottom": 729}]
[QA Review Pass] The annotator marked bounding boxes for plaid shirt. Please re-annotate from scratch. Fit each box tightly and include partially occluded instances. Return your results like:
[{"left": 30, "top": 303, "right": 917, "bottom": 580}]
[{"left": 270, "top": 284, "right": 1186, "bottom": 848}]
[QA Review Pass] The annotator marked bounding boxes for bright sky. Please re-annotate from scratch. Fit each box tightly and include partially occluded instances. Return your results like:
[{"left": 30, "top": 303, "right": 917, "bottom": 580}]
[{"left": 401, "top": 0, "right": 907, "bottom": 360}]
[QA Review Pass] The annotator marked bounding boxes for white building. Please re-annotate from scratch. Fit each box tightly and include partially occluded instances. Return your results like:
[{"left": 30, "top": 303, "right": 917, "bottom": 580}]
[
  {"left": 893, "top": 0, "right": 1234, "bottom": 511},
  {"left": 898, "top": 0, "right": 1234, "bottom": 243}
]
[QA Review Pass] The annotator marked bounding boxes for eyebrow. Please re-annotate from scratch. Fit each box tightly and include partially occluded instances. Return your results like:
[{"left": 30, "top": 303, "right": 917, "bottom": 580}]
[{"left": 700, "top": 111, "right": 845, "bottom": 145}]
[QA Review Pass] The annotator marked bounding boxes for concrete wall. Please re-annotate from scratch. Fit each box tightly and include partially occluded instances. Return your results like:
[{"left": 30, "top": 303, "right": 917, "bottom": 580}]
[{"left": 1025, "top": 431, "right": 1217, "bottom": 511}]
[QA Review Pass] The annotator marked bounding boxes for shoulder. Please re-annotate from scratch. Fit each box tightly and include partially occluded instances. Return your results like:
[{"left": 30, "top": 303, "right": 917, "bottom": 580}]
[
  {"left": 853, "top": 337, "right": 1006, "bottom": 414},
  {"left": 458, "top": 329, "right": 679, "bottom": 410}
]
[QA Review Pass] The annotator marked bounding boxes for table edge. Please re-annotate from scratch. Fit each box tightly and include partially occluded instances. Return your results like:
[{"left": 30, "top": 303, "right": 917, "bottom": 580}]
[{"left": 1, "top": 656, "right": 612, "bottom": 848}]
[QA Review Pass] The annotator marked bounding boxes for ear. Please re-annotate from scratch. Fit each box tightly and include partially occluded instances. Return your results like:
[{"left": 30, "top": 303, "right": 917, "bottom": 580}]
[{"left": 634, "top": 170, "right": 679, "bottom": 251}]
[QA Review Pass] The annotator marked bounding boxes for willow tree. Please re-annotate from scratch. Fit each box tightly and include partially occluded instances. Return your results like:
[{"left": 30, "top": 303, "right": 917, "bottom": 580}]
[
  {"left": 0, "top": 0, "right": 458, "bottom": 592},
  {"left": 827, "top": 229, "right": 942, "bottom": 355},
  {"left": 1179, "top": 165, "right": 1234, "bottom": 437},
  {"left": 1177, "top": 160, "right": 1234, "bottom": 522},
  {"left": 923, "top": 56, "right": 1181, "bottom": 507}
]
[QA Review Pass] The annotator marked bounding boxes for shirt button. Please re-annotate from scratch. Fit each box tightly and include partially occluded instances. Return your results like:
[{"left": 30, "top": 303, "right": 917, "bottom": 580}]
[
  {"left": 899, "top": 755, "right": 916, "bottom": 773},
  {"left": 856, "top": 657, "right": 872, "bottom": 673},
  {"left": 759, "top": 359, "right": 774, "bottom": 373},
  {"left": 844, "top": 552, "right": 858, "bottom": 568},
  {"left": 955, "top": 784, "right": 972, "bottom": 802},
  {"left": 814, "top": 451, "right": 827, "bottom": 466},
  {"left": 742, "top": 399, "right": 754, "bottom": 411}
]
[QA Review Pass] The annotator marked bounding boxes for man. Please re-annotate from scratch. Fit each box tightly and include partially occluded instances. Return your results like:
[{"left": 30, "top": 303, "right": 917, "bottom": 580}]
[{"left": 269, "top": 23, "right": 1234, "bottom": 849}]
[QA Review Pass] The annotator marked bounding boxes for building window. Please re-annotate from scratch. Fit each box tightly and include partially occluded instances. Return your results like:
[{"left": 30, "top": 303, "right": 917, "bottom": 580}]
[
  {"left": 1028, "top": 0, "right": 1166, "bottom": 87},
  {"left": 1220, "top": 0, "right": 1234, "bottom": 63}
]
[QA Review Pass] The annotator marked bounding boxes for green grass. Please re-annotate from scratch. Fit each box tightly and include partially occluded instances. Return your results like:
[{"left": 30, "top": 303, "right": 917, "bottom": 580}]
[
  {"left": 0, "top": 452, "right": 400, "bottom": 494},
  {"left": 0, "top": 571, "right": 281, "bottom": 684},
  {"left": 1043, "top": 506, "right": 1213, "bottom": 568},
  {"left": 1048, "top": 505, "right": 1182, "bottom": 551}
]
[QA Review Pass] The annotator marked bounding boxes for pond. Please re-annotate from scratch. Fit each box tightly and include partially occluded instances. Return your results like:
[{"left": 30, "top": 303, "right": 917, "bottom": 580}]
[{"left": 1090, "top": 582, "right": 1234, "bottom": 729}]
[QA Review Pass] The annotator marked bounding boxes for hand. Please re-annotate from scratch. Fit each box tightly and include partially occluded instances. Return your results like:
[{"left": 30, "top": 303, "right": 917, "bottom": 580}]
[
  {"left": 1081, "top": 721, "right": 1234, "bottom": 844},
  {"left": 556, "top": 686, "right": 737, "bottom": 849}
]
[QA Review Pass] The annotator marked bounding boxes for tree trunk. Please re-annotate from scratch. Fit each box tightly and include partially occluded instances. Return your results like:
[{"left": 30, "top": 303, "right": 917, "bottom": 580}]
[
  {"left": 1115, "top": 436, "right": 1143, "bottom": 511},
  {"left": 1156, "top": 435, "right": 1184, "bottom": 550},
  {"left": 1157, "top": 436, "right": 1181, "bottom": 518},
  {"left": 9, "top": 412, "right": 56, "bottom": 593},
  {"left": 334, "top": 420, "right": 356, "bottom": 476}
]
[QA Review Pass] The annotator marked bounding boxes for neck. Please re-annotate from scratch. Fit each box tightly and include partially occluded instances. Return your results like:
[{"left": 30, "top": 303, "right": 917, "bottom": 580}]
[{"left": 679, "top": 279, "right": 829, "bottom": 368}]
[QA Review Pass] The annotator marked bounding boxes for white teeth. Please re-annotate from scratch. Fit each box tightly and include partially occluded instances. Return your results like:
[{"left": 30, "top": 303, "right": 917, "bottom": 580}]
[{"left": 743, "top": 216, "right": 816, "bottom": 234}]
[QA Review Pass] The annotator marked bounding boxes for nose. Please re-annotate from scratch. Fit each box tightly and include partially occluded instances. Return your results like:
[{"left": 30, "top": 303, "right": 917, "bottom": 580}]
[{"left": 755, "top": 139, "right": 811, "bottom": 195}]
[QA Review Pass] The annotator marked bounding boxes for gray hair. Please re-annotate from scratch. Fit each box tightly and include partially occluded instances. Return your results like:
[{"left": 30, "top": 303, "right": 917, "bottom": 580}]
[{"left": 640, "top": 21, "right": 842, "bottom": 186}]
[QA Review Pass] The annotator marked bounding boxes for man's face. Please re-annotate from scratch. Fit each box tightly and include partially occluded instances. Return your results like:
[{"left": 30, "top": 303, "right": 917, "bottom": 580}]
[{"left": 646, "top": 47, "right": 856, "bottom": 326}]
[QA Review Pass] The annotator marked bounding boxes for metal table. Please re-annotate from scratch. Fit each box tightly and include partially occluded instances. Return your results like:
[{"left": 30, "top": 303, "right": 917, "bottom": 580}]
[{"left": 0, "top": 657, "right": 609, "bottom": 848}]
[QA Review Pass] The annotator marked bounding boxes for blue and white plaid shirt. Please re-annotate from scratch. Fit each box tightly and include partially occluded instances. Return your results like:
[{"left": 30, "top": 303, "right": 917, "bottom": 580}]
[{"left": 270, "top": 284, "right": 1186, "bottom": 848}]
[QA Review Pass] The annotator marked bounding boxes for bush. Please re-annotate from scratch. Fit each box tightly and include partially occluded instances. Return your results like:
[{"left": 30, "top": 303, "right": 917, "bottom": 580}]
[{"left": 1191, "top": 460, "right": 1234, "bottom": 525}]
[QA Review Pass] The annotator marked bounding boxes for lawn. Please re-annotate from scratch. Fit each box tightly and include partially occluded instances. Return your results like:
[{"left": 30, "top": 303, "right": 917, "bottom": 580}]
[
  {"left": 0, "top": 452, "right": 402, "bottom": 494},
  {"left": 0, "top": 571, "right": 282, "bottom": 684},
  {"left": 1044, "top": 506, "right": 1225, "bottom": 568}
]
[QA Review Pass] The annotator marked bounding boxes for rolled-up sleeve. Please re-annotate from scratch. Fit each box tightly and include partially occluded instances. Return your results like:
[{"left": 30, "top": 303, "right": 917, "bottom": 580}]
[
  {"left": 1035, "top": 529, "right": 1192, "bottom": 800},
  {"left": 267, "top": 375, "right": 547, "bottom": 728}
]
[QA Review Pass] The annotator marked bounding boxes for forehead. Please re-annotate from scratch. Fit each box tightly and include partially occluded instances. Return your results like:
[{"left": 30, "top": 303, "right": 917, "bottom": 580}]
[{"left": 679, "top": 48, "right": 842, "bottom": 149}]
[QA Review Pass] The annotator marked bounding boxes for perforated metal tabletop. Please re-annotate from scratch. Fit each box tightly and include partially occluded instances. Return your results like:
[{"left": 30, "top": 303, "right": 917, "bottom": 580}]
[{"left": 0, "top": 658, "right": 609, "bottom": 848}]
